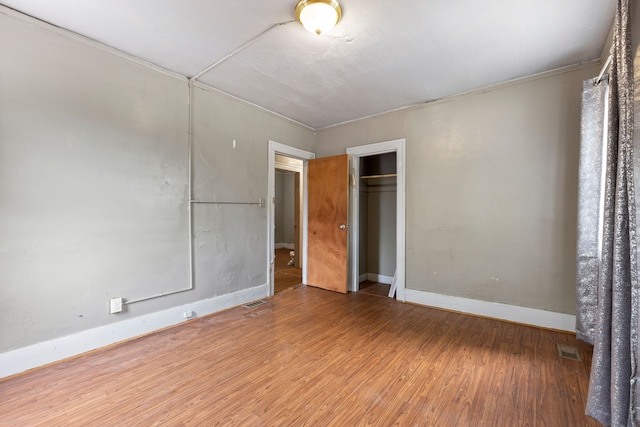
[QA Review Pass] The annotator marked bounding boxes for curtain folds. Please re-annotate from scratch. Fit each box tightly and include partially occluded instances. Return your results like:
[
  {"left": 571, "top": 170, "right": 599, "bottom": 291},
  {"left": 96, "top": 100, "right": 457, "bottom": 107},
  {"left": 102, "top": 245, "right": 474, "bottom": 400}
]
[
  {"left": 577, "top": 75, "right": 608, "bottom": 345},
  {"left": 578, "top": 0, "right": 639, "bottom": 425}
]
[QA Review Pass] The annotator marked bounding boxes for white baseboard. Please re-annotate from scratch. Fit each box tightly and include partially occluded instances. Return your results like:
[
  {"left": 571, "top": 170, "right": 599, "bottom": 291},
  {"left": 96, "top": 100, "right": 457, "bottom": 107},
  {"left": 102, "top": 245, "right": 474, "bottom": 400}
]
[
  {"left": 367, "top": 273, "right": 394, "bottom": 285},
  {"left": 358, "top": 273, "right": 393, "bottom": 284},
  {"left": 0, "top": 284, "right": 269, "bottom": 379},
  {"left": 405, "top": 289, "right": 576, "bottom": 332},
  {"left": 275, "top": 243, "right": 295, "bottom": 250}
]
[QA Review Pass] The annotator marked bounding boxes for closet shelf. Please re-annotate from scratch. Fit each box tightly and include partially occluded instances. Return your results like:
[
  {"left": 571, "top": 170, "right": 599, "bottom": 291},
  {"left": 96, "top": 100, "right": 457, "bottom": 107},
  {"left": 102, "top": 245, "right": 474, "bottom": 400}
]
[{"left": 360, "top": 173, "right": 397, "bottom": 179}]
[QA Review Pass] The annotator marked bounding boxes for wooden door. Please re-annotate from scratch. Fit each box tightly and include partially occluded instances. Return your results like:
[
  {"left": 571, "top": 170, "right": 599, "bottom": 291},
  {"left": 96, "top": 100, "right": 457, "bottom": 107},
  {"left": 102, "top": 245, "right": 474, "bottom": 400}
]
[{"left": 307, "top": 154, "right": 349, "bottom": 293}]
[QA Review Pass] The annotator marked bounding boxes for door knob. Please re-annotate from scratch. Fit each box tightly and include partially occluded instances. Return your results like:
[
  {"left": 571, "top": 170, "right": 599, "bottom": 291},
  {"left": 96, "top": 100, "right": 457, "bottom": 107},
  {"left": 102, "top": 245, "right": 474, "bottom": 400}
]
[{"left": 339, "top": 224, "right": 348, "bottom": 230}]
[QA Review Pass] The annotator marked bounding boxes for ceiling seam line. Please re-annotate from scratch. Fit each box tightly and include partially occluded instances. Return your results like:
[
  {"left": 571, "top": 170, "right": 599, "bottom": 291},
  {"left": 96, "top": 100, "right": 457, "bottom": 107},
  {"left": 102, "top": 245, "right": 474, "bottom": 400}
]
[
  {"left": 190, "top": 20, "right": 296, "bottom": 82},
  {"left": 1, "top": 5, "right": 314, "bottom": 130},
  {"left": 191, "top": 80, "right": 315, "bottom": 131},
  {"left": 0, "top": 4, "right": 188, "bottom": 82},
  {"left": 316, "top": 59, "right": 601, "bottom": 132}
]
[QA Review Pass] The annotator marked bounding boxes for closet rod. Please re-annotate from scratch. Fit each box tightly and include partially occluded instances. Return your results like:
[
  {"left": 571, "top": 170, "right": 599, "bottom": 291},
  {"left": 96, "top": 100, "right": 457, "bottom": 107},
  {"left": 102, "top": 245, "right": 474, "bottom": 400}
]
[{"left": 596, "top": 55, "right": 612, "bottom": 85}]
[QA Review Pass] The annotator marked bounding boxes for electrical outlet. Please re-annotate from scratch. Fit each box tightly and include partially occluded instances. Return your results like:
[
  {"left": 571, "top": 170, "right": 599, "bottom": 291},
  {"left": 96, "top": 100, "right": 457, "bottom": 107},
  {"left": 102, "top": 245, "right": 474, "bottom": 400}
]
[
  {"left": 110, "top": 297, "right": 123, "bottom": 314},
  {"left": 183, "top": 310, "right": 194, "bottom": 319}
]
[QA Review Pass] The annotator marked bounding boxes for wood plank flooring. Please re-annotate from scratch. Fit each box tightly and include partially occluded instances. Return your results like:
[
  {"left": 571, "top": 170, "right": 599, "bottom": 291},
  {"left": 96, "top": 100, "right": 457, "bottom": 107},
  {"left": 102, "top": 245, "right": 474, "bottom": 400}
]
[
  {"left": 274, "top": 248, "right": 302, "bottom": 294},
  {"left": 0, "top": 286, "right": 597, "bottom": 426},
  {"left": 358, "top": 280, "right": 392, "bottom": 298}
]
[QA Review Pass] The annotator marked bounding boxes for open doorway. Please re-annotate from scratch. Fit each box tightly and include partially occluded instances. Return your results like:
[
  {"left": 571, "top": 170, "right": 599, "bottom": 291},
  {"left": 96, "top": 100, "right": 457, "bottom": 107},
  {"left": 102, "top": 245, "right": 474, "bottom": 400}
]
[
  {"left": 356, "top": 152, "right": 397, "bottom": 297},
  {"left": 267, "top": 141, "right": 316, "bottom": 296},
  {"left": 274, "top": 156, "right": 303, "bottom": 294},
  {"left": 347, "top": 139, "right": 406, "bottom": 301},
  {"left": 267, "top": 139, "right": 404, "bottom": 299}
]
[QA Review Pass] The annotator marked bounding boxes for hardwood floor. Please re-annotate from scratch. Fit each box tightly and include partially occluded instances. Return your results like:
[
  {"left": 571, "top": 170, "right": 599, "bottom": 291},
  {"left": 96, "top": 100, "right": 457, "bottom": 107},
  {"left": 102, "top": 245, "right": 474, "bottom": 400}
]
[
  {"left": 0, "top": 286, "right": 597, "bottom": 426},
  {"left": 274, "top": 248, "right": 302, "bottom": 294},
  {"left": 358, "top": 280, "right": 392, "bottom": 297}
]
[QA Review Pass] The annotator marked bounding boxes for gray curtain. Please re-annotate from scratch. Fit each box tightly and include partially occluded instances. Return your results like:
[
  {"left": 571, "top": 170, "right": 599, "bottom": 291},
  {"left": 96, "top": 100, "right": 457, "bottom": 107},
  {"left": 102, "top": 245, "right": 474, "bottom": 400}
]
[
  {"left": 576, "top": 75, "right": 608, "bottom": 345},
  {"left": 577, "top": 0, "right": 640, "bottom": 425}
]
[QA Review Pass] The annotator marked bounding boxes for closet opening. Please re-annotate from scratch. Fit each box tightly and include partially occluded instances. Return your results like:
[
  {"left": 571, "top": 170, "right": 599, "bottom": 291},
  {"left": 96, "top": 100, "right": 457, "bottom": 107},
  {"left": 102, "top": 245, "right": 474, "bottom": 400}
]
[{"left": 356, "top": 152, "right": 397, "bottom": 298}]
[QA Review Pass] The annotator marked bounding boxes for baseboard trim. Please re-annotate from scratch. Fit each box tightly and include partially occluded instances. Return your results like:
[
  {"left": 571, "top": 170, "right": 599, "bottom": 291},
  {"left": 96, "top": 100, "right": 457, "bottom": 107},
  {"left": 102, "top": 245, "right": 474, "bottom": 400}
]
[
  {"left": 358, "top": 273, "right": 394, "bottom": 284},
  {"left": 405, "top": 289, "right": 576, "bottom": 332},
  {"left": 367, "top": 273, "right": 394, "bottom": 285},
  {"left": 275, "top": 243, "right": 295, "bottom": 250},
  {"left": 0, "top": 284, "right": 269, "bottom": 379}
]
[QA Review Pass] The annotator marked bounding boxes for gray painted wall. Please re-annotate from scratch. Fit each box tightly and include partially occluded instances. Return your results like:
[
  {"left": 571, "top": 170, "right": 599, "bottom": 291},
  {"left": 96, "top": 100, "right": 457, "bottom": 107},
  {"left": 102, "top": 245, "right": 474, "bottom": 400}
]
[
  {"left": 317, "top": 64, "right": 600, "bottom": 315},
  {"left": 283, "top": 173, "right": 295, "bottom": 244},
  {"left": 274, "top": 171, "right": 295, "bottom": 245},
  {"left": 360, "top": 154, "right": 397, "bottom": 278},
  {"left": 0, "top": 12, "right": 315, "bottom": 353},
  {"left": 275, "top": 173, "right": 285, "bottom": 243},
  {"left": 359, "top": 185, "right": 369, "bottom": 276},
  {"left": 366, "top": 177, "right": 397, "bottom": 277}
]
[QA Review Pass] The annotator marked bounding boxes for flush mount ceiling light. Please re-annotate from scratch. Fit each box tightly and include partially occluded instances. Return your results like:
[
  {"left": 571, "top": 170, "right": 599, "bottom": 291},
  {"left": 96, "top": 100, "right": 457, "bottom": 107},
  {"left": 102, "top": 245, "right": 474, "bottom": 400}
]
[{"left": 295, "top": 0, "right": 342, "bottom": 35}]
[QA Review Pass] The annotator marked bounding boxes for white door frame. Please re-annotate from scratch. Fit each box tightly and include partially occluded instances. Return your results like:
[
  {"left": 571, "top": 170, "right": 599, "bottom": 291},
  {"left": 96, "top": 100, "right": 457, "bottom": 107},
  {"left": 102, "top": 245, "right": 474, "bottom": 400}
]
[
  {"left": 267, "top": 141, "right": 315, "bottom": 296},
  {"left": 346, "top": 139, "right": 406, "bottom": 302}
]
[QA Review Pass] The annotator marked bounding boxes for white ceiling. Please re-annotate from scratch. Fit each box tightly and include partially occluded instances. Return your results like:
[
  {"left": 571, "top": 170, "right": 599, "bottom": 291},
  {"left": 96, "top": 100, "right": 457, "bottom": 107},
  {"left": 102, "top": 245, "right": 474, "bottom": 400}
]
[{"left": 2, "top": 0, "right": 615, "bottom": 129}]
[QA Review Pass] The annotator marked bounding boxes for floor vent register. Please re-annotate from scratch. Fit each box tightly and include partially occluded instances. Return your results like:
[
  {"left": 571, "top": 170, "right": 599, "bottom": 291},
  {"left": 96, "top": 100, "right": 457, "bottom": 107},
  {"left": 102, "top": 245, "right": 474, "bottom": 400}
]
[
  {"left": 243, "top": 300, "right": 267, "bottom": 309},
  {"left": 556, "top": 343, "right": 582, "bottom": 361}
]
